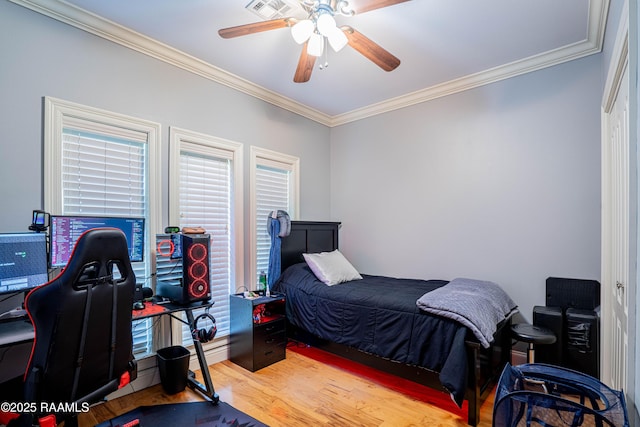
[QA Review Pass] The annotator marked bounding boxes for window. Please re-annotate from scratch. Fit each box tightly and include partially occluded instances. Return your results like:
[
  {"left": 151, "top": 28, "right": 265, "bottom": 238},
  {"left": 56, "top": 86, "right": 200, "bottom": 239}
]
[
  {"left": 169, "top": 127, "right": 243, "bottom": 345},
  {"left": 44, "top": 97, "right": 160, "bottom": 358},
  {"left": 250, "top": 147, "right": 299, "bottom": 287}
]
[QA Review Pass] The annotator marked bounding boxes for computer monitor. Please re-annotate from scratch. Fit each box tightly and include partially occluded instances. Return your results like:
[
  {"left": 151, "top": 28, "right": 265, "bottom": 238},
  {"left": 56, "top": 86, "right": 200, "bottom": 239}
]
[
  {"left": 49, "top": 215, "right": 145, "bottom": 268},
  {"left": 0, "top": 232, "right": 49, "bottom": 296}
]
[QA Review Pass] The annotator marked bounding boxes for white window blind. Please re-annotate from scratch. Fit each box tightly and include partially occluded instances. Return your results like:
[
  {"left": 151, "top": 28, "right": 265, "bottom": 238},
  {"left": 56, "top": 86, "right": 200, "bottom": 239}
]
[
  {"left": 255, "top": 165, "right": 291, "bottom": 286},
  {"left": 178, "top": 148, "right": 233, "bottom": 344},
  {"left": 62, "top": 129, "right": 146, "bottom": 213},
  {"left": 61, "top": 127, "right": 152, "bottom": 357}
]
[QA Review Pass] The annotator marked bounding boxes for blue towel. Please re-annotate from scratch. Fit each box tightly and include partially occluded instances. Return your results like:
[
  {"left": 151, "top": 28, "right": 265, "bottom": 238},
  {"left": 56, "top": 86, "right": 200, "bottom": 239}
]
[{"left": 267, "top": 217, "right": 281, "bottom": 289}]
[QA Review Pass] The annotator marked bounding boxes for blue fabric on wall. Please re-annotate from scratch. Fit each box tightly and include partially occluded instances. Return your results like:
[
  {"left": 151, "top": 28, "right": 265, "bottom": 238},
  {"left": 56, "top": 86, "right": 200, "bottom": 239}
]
[{"left": 267, "top": 217, "right": 281, "bottom": 289}]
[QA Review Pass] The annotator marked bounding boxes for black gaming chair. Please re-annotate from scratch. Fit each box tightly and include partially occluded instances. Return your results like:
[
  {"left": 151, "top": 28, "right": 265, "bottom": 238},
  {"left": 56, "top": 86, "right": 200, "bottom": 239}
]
[{"left": 0, "top": 228, "right": 138, "bottom": 427}]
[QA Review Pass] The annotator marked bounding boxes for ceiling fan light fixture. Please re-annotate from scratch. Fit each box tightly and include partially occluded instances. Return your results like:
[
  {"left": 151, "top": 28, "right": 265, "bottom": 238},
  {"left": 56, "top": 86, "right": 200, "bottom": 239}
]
[
  {"left": 291, "top": 19, "right": 314, "bottom": 44},
  {"left": 327, "top": 26, "right": 348, "bottom": 52},
  {"left": 316, "top": 12, "right": 337, "bottom": 36},
  {"left": 219, "top": 0, "right": 403, "bottom": 83},
  {"left": 307, "top": 32, "right": 324, "bottom": 57}
]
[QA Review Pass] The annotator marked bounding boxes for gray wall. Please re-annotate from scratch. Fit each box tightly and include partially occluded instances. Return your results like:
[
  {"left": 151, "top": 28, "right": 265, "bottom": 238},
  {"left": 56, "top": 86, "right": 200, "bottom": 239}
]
[
  {"left": 329, "top": 54, "right": 603, "bottom": 321},
  {"left": 0, "top": 0, "right": 606, "bottom": 336},
  {"left": 0, "top": 0, "right": 331, "bottom": 235}
]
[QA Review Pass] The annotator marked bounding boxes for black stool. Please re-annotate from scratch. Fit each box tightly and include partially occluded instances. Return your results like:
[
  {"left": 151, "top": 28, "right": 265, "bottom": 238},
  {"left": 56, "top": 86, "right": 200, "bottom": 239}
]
[{"left": 511, "top": 323, "right": 556, "bottom": 363}]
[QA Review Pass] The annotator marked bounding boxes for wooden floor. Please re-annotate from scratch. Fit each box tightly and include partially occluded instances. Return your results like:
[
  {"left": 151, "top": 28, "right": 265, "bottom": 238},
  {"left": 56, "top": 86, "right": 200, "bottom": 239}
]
[{"left": 79, "top": 349, "right": 495, "bottom": 427}]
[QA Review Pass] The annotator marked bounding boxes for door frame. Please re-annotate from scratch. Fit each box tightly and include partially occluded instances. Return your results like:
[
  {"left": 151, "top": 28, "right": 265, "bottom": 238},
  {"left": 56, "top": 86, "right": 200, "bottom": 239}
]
[{"left": 601, "top": 0, "right": 635, "bottom": 399}]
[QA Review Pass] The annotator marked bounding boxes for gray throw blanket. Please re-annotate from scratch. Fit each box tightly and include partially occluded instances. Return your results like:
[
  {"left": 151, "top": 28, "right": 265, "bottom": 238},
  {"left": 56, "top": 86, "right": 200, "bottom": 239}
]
[{"left": 416, "top": 278, "right": 517, "bottom": 348}]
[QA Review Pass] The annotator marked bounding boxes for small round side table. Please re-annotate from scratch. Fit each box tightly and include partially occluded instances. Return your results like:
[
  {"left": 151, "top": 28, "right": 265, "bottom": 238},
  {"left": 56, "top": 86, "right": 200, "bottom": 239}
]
[{"left": 511, "top": 323, "right": 556, "bottom": 363}]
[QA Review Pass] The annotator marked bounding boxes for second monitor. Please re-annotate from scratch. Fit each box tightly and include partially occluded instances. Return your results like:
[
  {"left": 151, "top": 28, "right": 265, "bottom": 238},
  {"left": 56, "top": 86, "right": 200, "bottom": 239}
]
[{"left": 49, "top": 215, "right": 145, "bottom": 268}]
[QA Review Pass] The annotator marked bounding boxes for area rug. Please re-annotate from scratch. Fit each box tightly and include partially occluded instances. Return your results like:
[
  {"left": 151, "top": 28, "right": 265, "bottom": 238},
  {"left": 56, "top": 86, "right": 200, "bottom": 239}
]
[
  {"left": 95, "top": 401, "right": 268, "bottom": 427},
  {"left": 287, "top": 343, "right": 467, "bottom": 419}
]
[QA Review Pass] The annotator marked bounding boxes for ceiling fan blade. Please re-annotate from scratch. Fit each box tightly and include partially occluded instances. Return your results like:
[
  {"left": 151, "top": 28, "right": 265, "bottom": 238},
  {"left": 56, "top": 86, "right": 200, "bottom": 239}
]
[
  {"left": 218, "top": 18, "right": 296, "bottom": 39},
  {"left": 342, "top": 26, "right": 400, "bottom": 71},
  {"left": 347, "top": 0, "right": 410, "bottom": 14},
  {"left": 294, "top": 43, "right": 316, "bottom": 83}
]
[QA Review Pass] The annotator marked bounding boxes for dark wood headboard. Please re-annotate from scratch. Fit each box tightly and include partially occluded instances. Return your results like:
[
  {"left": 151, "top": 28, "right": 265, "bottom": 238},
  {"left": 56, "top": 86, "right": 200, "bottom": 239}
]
[{"left": 280, "top": 221, "right": 341, "bottom": 271}]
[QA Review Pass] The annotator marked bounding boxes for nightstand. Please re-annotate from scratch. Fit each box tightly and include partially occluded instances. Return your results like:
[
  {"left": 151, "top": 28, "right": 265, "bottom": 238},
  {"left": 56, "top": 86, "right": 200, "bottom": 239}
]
[{"left": 229, "top": 292, "right": 286, "bottom": 371}]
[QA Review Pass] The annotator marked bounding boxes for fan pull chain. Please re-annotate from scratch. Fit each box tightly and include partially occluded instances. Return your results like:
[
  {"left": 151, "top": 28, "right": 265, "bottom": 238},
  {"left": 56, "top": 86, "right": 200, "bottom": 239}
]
[{"left": 319, "top": 37, "right": 329, "bottom": 70}]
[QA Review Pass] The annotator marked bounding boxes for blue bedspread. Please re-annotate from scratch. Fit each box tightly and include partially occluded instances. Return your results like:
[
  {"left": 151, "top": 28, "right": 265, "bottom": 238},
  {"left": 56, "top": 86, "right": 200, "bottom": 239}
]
[{"left": 272, "top": 263, "right": 472, "bottom": 405}]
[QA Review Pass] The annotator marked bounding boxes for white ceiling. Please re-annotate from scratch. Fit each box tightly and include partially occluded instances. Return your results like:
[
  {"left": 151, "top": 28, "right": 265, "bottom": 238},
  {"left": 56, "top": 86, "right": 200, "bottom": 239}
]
[{"left": 12, "top": 0, "right": 608, "bottom": 126}]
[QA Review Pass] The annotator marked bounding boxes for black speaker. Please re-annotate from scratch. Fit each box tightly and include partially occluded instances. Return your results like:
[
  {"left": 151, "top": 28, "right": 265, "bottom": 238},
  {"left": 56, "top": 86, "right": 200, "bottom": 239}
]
[
  {"left": 134, "top": 284, "right": 144, "bottom": 303},
  {"left": 533, "top": 305, "right": 563, "bottom": 366},
  {"left": 546, "top": 277, "right": 600, "bottom": 311},
  {"left": 157, "top": 234, "right": 211, "bottom": 305},
  {"left": 565, "top": 308, "right": 599, "bottom": 378}
]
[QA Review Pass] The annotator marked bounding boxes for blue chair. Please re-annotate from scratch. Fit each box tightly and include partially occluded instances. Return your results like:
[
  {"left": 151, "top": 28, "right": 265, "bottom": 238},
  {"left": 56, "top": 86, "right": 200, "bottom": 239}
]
[{"left": 493, "top": 363, "right": 628, "bottom": 427}]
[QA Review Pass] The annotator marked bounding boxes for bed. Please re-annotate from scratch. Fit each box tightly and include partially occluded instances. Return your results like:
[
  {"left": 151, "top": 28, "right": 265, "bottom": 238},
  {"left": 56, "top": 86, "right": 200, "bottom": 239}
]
[{"left": 272, "top": 221, "right": 513, "bottom": 426}]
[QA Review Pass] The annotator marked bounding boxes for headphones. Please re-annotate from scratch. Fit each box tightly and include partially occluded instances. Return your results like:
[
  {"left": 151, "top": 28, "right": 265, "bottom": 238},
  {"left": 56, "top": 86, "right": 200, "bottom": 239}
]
[{"left": 191, "top": 312, "right": 217, "bottom": 343}]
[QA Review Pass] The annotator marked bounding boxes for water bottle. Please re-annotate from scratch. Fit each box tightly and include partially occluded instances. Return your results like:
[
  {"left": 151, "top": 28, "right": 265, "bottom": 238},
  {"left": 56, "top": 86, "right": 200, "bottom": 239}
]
[{"left": 259, "top": 271, "right": 268, "bottom": 295}]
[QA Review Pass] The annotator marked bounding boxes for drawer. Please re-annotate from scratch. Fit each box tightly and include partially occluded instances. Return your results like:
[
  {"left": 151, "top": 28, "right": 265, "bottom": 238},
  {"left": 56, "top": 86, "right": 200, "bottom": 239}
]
[
  {"left": 253, "top": 339, "right": 286, "bottom": 370},
  {"left": 253, "top": 318, "right": 286, "bottom": 341},
  {"left": 254, "top": 328, "right": 286, "bottom": 350},
  {"left": 254, "top": 331, "right": 286, "bottom": 353}
]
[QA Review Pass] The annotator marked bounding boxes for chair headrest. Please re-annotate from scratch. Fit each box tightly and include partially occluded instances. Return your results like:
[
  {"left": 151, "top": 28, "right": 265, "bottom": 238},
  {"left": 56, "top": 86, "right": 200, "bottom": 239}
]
[{"left": 63, "top": 228, "right": 134, "bottom": 284}]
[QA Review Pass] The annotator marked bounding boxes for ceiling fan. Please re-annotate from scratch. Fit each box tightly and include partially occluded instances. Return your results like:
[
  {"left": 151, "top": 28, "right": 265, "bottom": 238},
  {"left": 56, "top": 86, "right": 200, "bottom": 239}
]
[{"left": 218, "top": 0, "right": 408, "bottom": 83}]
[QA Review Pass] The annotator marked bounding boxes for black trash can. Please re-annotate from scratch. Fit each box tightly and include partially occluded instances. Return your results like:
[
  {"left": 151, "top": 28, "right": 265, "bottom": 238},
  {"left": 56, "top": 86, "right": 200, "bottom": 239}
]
[{"left": 156, "top": 345, "right": 190, "bottom": 394}]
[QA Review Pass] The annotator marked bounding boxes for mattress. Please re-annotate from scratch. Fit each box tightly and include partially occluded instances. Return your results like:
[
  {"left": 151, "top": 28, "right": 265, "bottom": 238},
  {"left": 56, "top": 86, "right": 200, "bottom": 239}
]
[{"left": 272, "top": 262, "right": 471, "bottom": 404}]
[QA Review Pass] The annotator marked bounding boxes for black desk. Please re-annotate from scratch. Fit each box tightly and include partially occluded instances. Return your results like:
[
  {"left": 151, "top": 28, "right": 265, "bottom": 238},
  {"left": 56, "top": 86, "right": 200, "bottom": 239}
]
[
  {"left": 132, "top": 300, "right": 219, "bottom": 403},
  {"left": 0, "top": 318, "right": 34, "bottom": 347},
  {"left": 0, "top": 301, "right": 219, "bottom": 403}
]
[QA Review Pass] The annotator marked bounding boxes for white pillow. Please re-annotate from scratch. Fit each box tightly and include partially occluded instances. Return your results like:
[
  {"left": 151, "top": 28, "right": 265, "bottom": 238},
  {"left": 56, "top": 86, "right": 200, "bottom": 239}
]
[{"left": 303, "top": 250, "right": 363, "bottom": 286}]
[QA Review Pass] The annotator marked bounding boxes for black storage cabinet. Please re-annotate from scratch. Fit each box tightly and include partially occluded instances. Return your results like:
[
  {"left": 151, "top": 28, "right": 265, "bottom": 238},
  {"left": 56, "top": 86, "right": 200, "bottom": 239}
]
[{"left": 229, "top": 293, "right": 286, "bottom": 372}]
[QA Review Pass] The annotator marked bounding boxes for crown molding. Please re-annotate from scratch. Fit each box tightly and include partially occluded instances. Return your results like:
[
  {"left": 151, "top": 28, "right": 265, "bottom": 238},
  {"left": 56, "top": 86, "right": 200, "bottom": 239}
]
[
  {"left": 331, "top": 0, "right": 610, "bottom": 126},
  {"left": 10, "top": 0, "right": 609, "bottom": 128},
  {"left": 9, "top": 0, "right": 334, "bottom": 126}
]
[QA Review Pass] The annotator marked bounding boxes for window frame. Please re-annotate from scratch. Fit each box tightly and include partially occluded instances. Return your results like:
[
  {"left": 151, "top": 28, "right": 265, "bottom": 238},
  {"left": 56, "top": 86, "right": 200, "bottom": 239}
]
[
  {"left": 44, "top": 97, "right": 161, "bottom": 220},
  {"left": 43, "top": 96, "right": 161, "bottom": 360},
  {"left": 168, "top": 126, "right": 244, "bottom": 348},
  {"left": 249, "top": 146, "right": 299, "bottom": 288}
]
